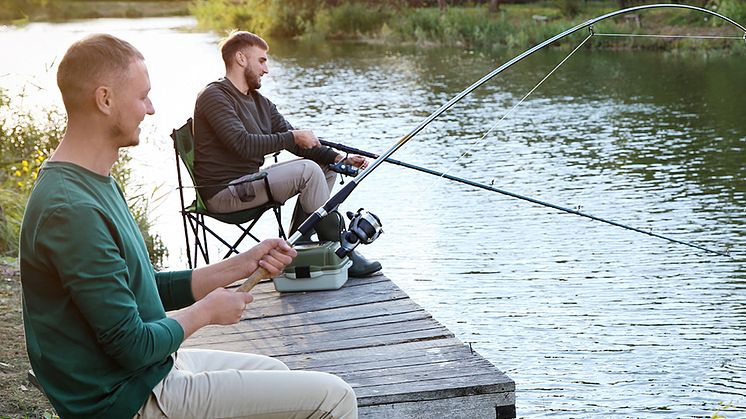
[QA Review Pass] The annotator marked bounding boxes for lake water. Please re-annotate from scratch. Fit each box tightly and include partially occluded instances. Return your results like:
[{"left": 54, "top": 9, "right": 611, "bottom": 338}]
[{"left": 1, "top": 16, "right": 745, "bottom": 418}]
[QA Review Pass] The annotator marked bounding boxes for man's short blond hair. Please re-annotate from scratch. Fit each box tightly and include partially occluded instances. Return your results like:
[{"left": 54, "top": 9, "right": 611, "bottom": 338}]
[
  {"left": 57, "top": 34, "right": 144, "bottom": 112},
  {"left": 219, "top": 30, "right": 268, "bottom": 67}
]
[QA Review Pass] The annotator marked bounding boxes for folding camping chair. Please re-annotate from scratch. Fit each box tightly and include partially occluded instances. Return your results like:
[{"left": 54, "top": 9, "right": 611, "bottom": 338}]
[{"left": 171, "top": 118, "right": 286, "bottom": 268}]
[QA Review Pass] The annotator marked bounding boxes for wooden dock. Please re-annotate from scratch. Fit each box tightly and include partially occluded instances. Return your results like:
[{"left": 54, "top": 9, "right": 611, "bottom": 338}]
[{"left": 184, "top": 275, "right": 516, "bottom": 418}]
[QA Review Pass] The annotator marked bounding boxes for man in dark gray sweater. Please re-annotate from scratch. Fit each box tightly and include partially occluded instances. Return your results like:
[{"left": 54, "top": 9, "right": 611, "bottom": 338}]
[{"left": 193, "top": 31, "right": 381, "bottom": 277}]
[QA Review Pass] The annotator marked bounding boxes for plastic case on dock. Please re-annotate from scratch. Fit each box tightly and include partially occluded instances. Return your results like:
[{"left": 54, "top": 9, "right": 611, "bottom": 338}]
[{"left": 273, "top": 241, "right": 352, "bottom": 292}]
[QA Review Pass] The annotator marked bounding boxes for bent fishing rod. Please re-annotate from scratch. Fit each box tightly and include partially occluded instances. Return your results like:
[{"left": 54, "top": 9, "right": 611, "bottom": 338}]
[
  {"left": 320, "top": 139, "right": 730, "bottom": 257},
  {"left": 236, "top": 4, "right": 743, "bottom": 291}
]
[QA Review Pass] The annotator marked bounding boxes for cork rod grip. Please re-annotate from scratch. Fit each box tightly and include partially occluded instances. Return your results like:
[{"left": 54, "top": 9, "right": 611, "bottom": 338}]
[{"left": 235, "top": 266, "right": 271, "bottom": 293}]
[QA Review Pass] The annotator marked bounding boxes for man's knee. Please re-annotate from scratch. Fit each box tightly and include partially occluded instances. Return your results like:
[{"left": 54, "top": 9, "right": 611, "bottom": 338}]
[
  {"left": 318, "top": 372, "right": 357, "bottom": 418},
  {"left": 266, "top": 356, "right": 290, "bottom": 371},
  {"left": 297, "top": 159, "right": 325, "bottom": 183}
]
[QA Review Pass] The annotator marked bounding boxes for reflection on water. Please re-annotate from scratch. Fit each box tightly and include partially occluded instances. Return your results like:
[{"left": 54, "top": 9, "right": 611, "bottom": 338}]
[{"left": 2, "top": 17, "right": 745, "bottom": 418}]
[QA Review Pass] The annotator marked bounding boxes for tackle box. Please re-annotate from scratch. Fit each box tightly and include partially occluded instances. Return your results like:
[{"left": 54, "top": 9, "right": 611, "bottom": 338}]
[{"left": 273, "top": 241, "right": 352, "bottom": 292}]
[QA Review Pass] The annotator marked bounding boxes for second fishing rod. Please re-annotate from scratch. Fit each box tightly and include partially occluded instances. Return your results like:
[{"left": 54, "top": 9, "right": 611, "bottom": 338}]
[{"left": 320, "top": 139, "right": 729, "bottom": 258}]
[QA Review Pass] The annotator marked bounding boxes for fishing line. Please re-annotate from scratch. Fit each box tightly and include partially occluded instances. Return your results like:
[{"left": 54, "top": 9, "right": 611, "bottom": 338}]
[
  {"left": 421, "top": 32, "right": 594, "bottom": 194},
  {"left": 594, "top": 33, "right": 744, "bottom": 40},
  {"left": 320, "top": 140, "right": 730, "bottom": 257}
]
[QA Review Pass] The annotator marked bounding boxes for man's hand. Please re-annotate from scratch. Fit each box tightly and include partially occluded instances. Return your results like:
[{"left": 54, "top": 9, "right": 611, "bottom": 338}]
[
  {"left": 244, "top": 238, "right": 297, "bottom": 278},
  {"left": 335, "top": 154, "right": 369, "bottom": 170},
  {"left": 198, "top": 288, "right": 254, "bottom": 325},
  {"left": 292, "top": 129, "right": 321, "bottom": 149},
  {"left": 189, "top": 238, "right": 296, "bottom": 315},
  {"left": 175, "top": 239, "right": 297, "bottom": 336}
]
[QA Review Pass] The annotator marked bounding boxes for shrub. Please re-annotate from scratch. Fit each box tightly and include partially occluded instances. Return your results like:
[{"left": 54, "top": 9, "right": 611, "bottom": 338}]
[
  {"left": 191, "top": 0, "right": 322, "bottom": 38},
  {"left": 312, "top": 1, "right": 393, "bottom": 39},
  {"left": 0, "top": 90, "right": 167, "bottom": 268},
  {"left": 708, "top": 0, "right": 746, "bottom": 27},
  {"left": 557, "top": 0, "right": 582, "bottom": 18}
]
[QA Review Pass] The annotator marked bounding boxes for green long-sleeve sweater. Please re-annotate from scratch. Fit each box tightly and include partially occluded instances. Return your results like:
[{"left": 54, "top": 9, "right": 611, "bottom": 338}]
[{"left": 20, "top": 162, "right": 195, "bottom": 419}]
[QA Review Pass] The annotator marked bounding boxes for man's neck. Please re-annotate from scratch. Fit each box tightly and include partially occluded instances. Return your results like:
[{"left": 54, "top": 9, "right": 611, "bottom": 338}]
[
  {"left": 225, "top": 72, "right": 250, "bottom": 95},
  {"left": 51, "top": 121, "right": 120, "bottom": 176}
]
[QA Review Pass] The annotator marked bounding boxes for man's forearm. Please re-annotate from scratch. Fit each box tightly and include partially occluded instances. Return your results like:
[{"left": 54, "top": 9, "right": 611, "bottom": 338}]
[
  {"left": 190, "top": 254, "right": 256, "bottom": 300},
  {"left": 169, "top": 302, "right": 212, "bottom": 340}
]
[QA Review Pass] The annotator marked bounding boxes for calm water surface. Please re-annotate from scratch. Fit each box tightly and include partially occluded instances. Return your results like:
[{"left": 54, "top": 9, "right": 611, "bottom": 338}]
[{"left": 1, "top": 17, "right": 745, "bottom": 418}]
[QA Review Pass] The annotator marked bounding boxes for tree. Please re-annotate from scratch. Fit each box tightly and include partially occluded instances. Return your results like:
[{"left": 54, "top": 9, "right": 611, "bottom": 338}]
[{"left": 489, "top": 0, "right": 500, "bottom": 14}]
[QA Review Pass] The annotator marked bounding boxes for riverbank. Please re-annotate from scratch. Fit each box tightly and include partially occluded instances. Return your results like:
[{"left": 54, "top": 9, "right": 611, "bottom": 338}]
[
  {"left": 0, "top": 0, "right": 189, "bottom": 23},
  {"left": 190, "top": 1, "right": 746, "bottom": 51},
  {"left": 0, "top": 259, "right": 57, "bottom": 419}
]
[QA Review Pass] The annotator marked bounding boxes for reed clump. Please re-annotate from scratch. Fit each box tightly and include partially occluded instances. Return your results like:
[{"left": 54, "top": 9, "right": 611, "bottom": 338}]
[{"left": 0, "top": 90, "right": 167, "bottom": 268}]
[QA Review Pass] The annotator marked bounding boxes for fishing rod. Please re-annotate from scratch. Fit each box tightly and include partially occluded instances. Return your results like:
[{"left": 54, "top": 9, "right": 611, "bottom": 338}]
[
  {"left": 320, "top": 139, "right": 730, "bottom": 257},
  {"left": 236, "top": 4, "right": 743, "bottom": 291}
]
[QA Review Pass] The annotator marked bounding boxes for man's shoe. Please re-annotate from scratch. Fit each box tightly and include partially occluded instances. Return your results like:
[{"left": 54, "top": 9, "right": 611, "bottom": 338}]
[{"left": 348, "top": 250, "right": 382, "bottom": 277}]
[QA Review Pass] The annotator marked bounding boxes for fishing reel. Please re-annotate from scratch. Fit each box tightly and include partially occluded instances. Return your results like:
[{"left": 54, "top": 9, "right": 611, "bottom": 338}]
[
  {"left": 328, "top": 160, "right": 359, "bottom": 177},
  {"left": 336, "top": 208, "right": 383, "bottom": 258}
]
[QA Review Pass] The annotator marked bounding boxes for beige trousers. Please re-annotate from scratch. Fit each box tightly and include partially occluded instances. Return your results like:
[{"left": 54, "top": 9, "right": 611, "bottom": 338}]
[
  {"left": 135, "top": 349, "right": 357, "bottom": 419},
  {"left": 206, "top": 159, "right": 337, "bottom": 215}
]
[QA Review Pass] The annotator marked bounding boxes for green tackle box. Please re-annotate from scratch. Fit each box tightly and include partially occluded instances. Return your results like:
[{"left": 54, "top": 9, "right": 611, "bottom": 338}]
[{"left": 273, "top": 241, "right": 352, "bottom": 292}]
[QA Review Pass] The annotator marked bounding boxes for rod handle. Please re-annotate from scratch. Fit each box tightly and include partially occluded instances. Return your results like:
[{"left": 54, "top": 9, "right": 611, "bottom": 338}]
[{"left": 235, "top": 266, "right": 271, "bottom": 293}]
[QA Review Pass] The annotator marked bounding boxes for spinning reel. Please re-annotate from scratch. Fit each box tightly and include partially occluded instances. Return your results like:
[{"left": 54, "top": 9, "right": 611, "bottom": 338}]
[
  {"left": 328, "top": 160, "right": 359, "bottom": 177},
  {"left": 336, "top": 208, "right": 383, "bottom": 258}
]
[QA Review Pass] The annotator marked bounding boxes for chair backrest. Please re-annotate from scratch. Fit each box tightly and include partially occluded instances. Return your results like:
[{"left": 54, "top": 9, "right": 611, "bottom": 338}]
[{"left": 171, "top": 118, "right": 208, "bottom": 212}]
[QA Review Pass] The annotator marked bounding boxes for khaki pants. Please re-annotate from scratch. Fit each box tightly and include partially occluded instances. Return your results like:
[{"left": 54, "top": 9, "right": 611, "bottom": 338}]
[
  {"left": 206, "top": 159, "right": 337, "bottom": 215},
  {"left": 135, "top": 349, "right": 357, "bottom": 419}
]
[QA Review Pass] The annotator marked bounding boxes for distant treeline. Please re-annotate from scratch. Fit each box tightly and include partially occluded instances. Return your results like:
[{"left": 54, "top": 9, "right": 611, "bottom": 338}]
[
  {"left": 0, "top": 0, "right": 188, "bottom": 21},
  {"left": 190, "top": 0, "right": 745, "bottom": 51}
]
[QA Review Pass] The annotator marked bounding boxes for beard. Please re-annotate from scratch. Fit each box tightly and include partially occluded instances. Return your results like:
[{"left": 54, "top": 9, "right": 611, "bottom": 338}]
[
  {"left": 111, "top": 120, "right": 140, "bottom": 148},
  {"left": 244, "top": 66, "right": 262, "bottom": 91}
]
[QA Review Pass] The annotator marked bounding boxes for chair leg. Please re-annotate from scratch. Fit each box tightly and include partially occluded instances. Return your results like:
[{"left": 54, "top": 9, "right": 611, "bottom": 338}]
[
  {"left": 186, "top": 214, "right": 207, "bottom": 268},
  {"left": 221, "top": 216, "right": 265, "bottom": 260},
  {"left": 181, "top": 211, "right": 194, "bottom": 269},
  {"left": 186, "top": 204, "right": 288, "bottom": 265},
  {"left": 199, "top": 214, "right": 210, "bottom": 265},
  {"left": 273, "top": 206, "right": 286, "bottom": 239}
]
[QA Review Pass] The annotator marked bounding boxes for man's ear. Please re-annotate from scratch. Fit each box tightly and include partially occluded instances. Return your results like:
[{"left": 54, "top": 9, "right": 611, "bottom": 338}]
[
  {"left": 235, "top": 50, "right": 246, "bottom": 67},
  {"left": 94, "top": 86, "right": 113, "bottom": 115}
]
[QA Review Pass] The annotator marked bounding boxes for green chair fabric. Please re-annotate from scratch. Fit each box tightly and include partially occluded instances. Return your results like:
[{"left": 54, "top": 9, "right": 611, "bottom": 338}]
[{"left": 171, "top": 118, "right": 286, "bottom": 268}]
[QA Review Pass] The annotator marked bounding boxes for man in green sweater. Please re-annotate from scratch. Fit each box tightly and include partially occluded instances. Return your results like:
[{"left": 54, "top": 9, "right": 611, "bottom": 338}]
[
  {"left": 193, "top": 31, "right": 381, "bottom": 277},
  {"left": 20, "top": 34, "right": 357, "bottom": 419}
]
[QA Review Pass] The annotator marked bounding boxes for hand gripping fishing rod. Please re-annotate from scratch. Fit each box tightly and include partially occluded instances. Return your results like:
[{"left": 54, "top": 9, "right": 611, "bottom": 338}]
[{"left": 236, "top": 4, "right": 742, "bottom": 291}]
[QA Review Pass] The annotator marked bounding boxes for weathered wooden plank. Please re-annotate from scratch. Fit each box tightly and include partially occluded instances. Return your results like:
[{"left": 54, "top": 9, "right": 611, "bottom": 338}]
[
  {"left": 355, "top": 374, "right": 514, "bottom": 405},
  {"left": 190, "top": 299, "right": 429, "bottom": 338},
  {"left": 270, "top": 338, "right": 465, "bottom": 365},
  {"left": 190, "top": 325, "right": 454, "bottom": 356},
  {"left": 342, "top": 356, "right": 503, "bottom": 384},
  {"left": 189, "top": 314, "right": 445, "bottom": 347},
  {"left": 233, "top": 274, "right": 389, "bottom": 291},
  {"left": 278, "top": 341, "right": 476, "bottom": 372},
  {"left": 359, "top": 393, "right": 516, "bottom": 419},
  {"left": 343, "top": 360, "right": 514, "bottom": 400},
  {"left": 237, "top": 280, "right": 409, "bottom": 319},
  {"left": 232, "top": 275, "right": 392, "bottom": 302}
]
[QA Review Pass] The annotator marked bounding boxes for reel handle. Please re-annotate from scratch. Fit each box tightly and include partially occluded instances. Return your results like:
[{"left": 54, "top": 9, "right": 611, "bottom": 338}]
[{"left": 235, "top": 266, "right": 271, "bottom": 293}]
